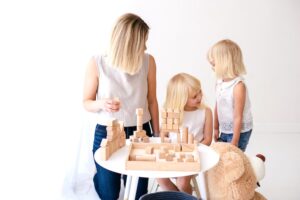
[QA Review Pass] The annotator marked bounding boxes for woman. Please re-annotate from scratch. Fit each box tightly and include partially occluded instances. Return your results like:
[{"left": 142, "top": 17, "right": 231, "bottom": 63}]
[{"left": 83, "top": 13, "right": 159, "bottom": 200}]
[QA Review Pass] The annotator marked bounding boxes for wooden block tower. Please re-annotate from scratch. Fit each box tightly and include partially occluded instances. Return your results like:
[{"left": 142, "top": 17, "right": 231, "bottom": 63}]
[
  {"left": 129, "top": 108, "right": 150, "bottom": 143},
  {"left": 161, "top": 108, "right": 181, "bottom": 143},
  {"left": 98, "top": 119, "right": 126, "bottom": 160}
]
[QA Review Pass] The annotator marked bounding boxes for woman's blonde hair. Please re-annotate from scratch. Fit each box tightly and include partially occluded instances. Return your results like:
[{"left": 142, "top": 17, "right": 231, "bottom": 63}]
[
  {"left": 207, "top": 39, "right": 246, "bottom": 79},
  {"left": 164, "top": 73, "right": 205, "bottom": 124},
  {"left": 108, "top": 13, "right": 149, "bottom": 75}
]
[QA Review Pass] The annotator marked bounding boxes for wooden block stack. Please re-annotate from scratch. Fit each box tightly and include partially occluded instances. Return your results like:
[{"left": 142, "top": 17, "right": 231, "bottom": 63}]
[
  {"left": 130, "top": 108, "right": 150, "bottom": 143},
  {"left": 98, "top": 119, "right": 126, "bottom": 160},
  {"left": 161, "top": 108, "right": 181, "bottom": 143}
]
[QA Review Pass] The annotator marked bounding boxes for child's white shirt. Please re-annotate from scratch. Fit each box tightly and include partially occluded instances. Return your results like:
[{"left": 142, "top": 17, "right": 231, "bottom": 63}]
[{"left": 216, "top": 76, "right": 253, "bottom": 134}]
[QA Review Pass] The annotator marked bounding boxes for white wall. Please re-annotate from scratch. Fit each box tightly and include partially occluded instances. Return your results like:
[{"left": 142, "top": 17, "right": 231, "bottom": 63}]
[{"left": 0, "top": 0, "right": 299, "bottom": 199}]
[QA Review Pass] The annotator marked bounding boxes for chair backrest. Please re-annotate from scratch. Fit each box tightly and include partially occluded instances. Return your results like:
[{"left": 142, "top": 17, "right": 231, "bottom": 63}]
[{"left": 139, "top": 191, "right": 198, "bottom": 200}]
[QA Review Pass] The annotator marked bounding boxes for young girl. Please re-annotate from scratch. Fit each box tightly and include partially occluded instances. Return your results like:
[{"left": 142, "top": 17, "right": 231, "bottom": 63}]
[
  {"left": 83, "top": 13, "right": 159, "bottom": 200},
  {"left": 207, "top": 39, "right": 253, "bottom": 152},
  {"left": 156, "top": 73, "right": 213, "bottom": 194}
]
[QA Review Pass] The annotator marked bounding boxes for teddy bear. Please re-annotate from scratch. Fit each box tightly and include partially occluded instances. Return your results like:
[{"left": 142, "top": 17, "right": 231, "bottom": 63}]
[{"left": 206, "top": 142, "right": 266, "bottom": 200}]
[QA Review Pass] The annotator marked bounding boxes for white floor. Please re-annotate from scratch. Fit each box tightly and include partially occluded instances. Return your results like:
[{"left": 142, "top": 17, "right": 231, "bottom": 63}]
[
  {"left": 245, "top": 132, "right": 300, "bottom": 199},
  {"left": 62, "top": 132, "right": 300, "bottom": 200}
]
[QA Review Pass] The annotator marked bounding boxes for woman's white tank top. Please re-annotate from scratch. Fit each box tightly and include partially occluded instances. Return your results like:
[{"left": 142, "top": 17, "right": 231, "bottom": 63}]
[{"left": 94, "top": 54, "right": 151, "bottom": 127}]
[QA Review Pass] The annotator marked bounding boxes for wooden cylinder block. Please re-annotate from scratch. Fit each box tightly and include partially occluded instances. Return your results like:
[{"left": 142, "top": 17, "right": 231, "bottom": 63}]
[
  {"left": 188, "top": 133, "right": 194, "bottom": 144},
  {"left": 135, "top": 155, "right": 156, "bottom": 161},
  {"left": 182, "top": 127, "right": 188, "bottom": 143}
]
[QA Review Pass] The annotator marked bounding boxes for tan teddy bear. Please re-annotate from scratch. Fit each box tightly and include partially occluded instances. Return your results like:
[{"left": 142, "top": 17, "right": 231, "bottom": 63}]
[{"left": 206, "top": 142, "right": 266, "bottom": 200}]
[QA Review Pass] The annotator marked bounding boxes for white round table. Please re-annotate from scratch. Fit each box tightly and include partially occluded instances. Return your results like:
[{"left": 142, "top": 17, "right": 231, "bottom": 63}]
[{"left": 94, "top": 138, "right": 219, "bottom": 200}]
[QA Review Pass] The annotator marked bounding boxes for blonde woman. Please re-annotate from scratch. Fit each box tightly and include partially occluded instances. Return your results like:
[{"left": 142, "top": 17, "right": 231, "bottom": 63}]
[
  {"left": 157, "top": 73, "right": 213, "bottom": 194},
  {"left": 207, "top": 39, "right": 253, "bottom": 152},
  {"left": 83, "top": 13, "right": 159, "bottom": 200}
]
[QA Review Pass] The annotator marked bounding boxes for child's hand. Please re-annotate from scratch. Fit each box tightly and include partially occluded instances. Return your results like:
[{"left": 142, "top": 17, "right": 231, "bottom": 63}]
[
  {"left": 214, "top": 129, "right": 219, "bottom": 142},
  {"left": 99, "top": 98, "right": 121, "bottom": 112}
]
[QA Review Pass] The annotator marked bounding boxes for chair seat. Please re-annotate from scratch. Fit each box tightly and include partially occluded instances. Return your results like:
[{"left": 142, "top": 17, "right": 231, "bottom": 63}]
[
  {"left": 149, "top": 175, "right": 201, "bottom": 199},
  {"left": 139, "top": 191, "right": 198, "bottom": 200}
]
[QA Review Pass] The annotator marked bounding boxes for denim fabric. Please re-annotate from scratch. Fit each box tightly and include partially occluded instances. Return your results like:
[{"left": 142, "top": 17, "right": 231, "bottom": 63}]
[
  {"left": 93, "top": 122, "right": 153, "bottom": 200},
  {"left": 218, "top": 129, "right": 252, "bottom": 152}
]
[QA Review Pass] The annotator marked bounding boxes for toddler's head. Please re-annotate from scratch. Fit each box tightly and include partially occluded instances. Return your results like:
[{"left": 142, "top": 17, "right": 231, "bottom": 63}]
[
  {"left": 207, "top": 39, "right": 246, "bottom": 79},
  {"left": 164, "top": 73, "right": 205, "bottom": 113}
]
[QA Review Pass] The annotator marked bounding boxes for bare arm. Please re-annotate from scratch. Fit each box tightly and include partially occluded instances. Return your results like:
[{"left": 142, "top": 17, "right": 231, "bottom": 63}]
[
  {"left": 83, "top": 57, "right": 120, "bottom": 112},
  {"left": 214, "top": 103, "right": 219, "bottom": 141},
  {"left": 147, "top": 55, "right": 160, "bottom": 136},
  {"left": 232, "top": 82, "right": 246, "bottom": 146},
  {"left": 200, "top": 107, "right": 213, "bottom": 146}
]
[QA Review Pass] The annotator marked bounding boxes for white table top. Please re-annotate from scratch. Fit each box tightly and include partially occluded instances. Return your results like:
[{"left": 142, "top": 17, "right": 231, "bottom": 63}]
[{"left": 94, "top": 138, "right": 219, "bottom": 178}]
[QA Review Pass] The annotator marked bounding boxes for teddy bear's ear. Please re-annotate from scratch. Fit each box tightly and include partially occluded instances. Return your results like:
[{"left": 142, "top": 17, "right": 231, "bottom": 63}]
[{"left": 222, "top": 151, "right": 245, "bottom": 183}]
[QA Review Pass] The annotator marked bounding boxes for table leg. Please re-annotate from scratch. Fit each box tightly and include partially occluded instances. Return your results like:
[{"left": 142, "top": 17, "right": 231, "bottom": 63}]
[
  {"left": 124, "top": 175, "right": 132, "bottom": 200},
  {"left": 128, "top": 176, "right": 139, "bottom": 200},
  {"left": 198, "top": 172, "right": 207, "bottom": 200}
]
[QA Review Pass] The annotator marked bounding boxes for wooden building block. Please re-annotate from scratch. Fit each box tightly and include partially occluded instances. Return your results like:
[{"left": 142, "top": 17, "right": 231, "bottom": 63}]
[
  {"left": 136, "top": 108, "right": 143, "bottom": 115},
  {"left": 145, "top": 146, "right": 154, "bottom": 154},
  {"left": 137, "top": 116, "right": 143, "bottom": 126},
  {"left": 176, "top": 132, "right": 181, "bottom": 143},
  {"left": 167, "top": 118, "right": 173, "bottom": 124},
  {"left": 99, "top": 146, "right": 110, "bottom": 160},
  {"left": 167, "top": 124, "right": 173, "bottom": 130},
  {"left": 173, "top": 144, "right": 181, "bottom": 152},
  {"left": 164, "top": 137, "right": 171, "bottom": 143},
  {"left": 182, "top": 127, "right": 188, "bottom": 143},
  {"left": 173, "top": 112, "right": 180, "bottom": 118},
  {"left": 181, "top": 144, "right": 194, "bottom": 152},
  {"left": 136, "top": 126, "right": 143, "bottom": 132},
  {"left": 100, "top": 139, "right": 108, "bottom": 147},
  {"left": 188, "top": 133, "right": 194, "bottom": 144},
  {"left": 161, "top": 111, "right": 167, "bottom": 118},
  {"left": 162, "top": 123, "right": 167, "bottom": 129},
  {"left": 134, "top": 130, "right": 146, "bottom": 138},
  {"left": 165, "top": 154, "right": 173, "bottom": 161},
  {"left": 173, "top": 124, "right": 179, "bottom": 130},
  {"left": 118, "top": 121, "right": 124, "bottom": 131},
  {"left": 173, "top": 118, "right": 180, "bottom": 124},
  {"left": 158, "top": 152, "right": 167, "bottom": 159},
  {"left": 166, "top": 108, "right": 173, "bottom": 113},
  {"left": 184, "top": 157, "right": 194, "bottom": 162},
  {"left": 142, "top": 136, "right": 150, "bottom": 143},
  {"left": 174, "top": 108, "right": 180, "bottom": 113},
  {"left": 160, "top": 147, "right": 168, "bottom": 154},
  {"left": 136, "top": 155, "right": 156, "bottom": 161},
  {"left": 106, "top": 119, "right": 118, "bottom": 127}
]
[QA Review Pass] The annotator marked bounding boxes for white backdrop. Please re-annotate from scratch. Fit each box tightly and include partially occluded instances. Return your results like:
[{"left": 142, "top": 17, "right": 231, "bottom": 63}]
[{"left": 0, "top": 0, "right": 299, "bottom": 199}]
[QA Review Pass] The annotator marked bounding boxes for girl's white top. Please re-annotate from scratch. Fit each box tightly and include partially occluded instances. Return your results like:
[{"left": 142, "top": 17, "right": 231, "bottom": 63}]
[
  {"left": 169, "top": 108, "right": 206, "bottom": 142},
  {"left": 216, "top": 76, "right": 253, "bottom": 134},
  {"left": 95, "top": 54, "right": 151, "bottom": 127}
]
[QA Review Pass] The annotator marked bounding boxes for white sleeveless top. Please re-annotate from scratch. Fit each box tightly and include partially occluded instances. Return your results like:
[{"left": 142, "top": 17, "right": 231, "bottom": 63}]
[
  {"left": 94, "top": 54, "right": 151, "bottom": 127},
  {"left": 169, "top": 109, "right": 206, "bottom": 142},
  {"left": 216, "top": 76, "right": 253, "bottom": 134}
]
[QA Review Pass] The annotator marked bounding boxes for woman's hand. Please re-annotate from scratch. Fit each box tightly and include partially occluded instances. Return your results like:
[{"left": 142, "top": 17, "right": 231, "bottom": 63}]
[{"left": 99, "top": 98, "right": 121, "bottom": 112}]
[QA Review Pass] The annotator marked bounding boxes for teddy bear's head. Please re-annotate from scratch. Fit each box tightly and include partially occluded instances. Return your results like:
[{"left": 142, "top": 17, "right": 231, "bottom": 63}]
[{"left": 206, "top": 142, "right": 266, "bottom": 200}]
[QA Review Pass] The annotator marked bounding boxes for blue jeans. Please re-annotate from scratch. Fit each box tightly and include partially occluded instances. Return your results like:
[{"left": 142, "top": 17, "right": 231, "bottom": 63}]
[
  {"left": 218, "top": 129, "right": 252, "bottom": 152},
  {"left": 92, "top": 122, "right": 153, "bottom": 200}
]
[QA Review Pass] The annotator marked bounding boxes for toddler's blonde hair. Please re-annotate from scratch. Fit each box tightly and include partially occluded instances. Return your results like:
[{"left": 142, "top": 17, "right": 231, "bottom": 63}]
[
  {"left": 108, "top": 13, "right": 149, "bottom": 75},
  {"left": 207, "top": 39, "right": 246, "bottom": 79},
  {"left": 164, "top": 73, "right": 206, "bottom": 124}
]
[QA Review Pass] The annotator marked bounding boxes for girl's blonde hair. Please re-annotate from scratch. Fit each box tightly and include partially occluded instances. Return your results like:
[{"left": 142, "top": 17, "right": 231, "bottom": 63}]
[
  {"left": 207, "top": 39, "right": 246, "bottom": 79},
  {"left": 108, "top": 13, "right": 149, "bottom": 75},
  {"left": 164, "top": 73, "right": 206, "bottom": 124}
]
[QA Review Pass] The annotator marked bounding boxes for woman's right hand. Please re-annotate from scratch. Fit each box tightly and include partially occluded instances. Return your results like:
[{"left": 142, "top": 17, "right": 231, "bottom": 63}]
[
  {"left": 99, "top": 98, "right": 121, "bottom": 112},
  {"left": 214, "top": 129, "right": 219, "bottom": 142}
]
